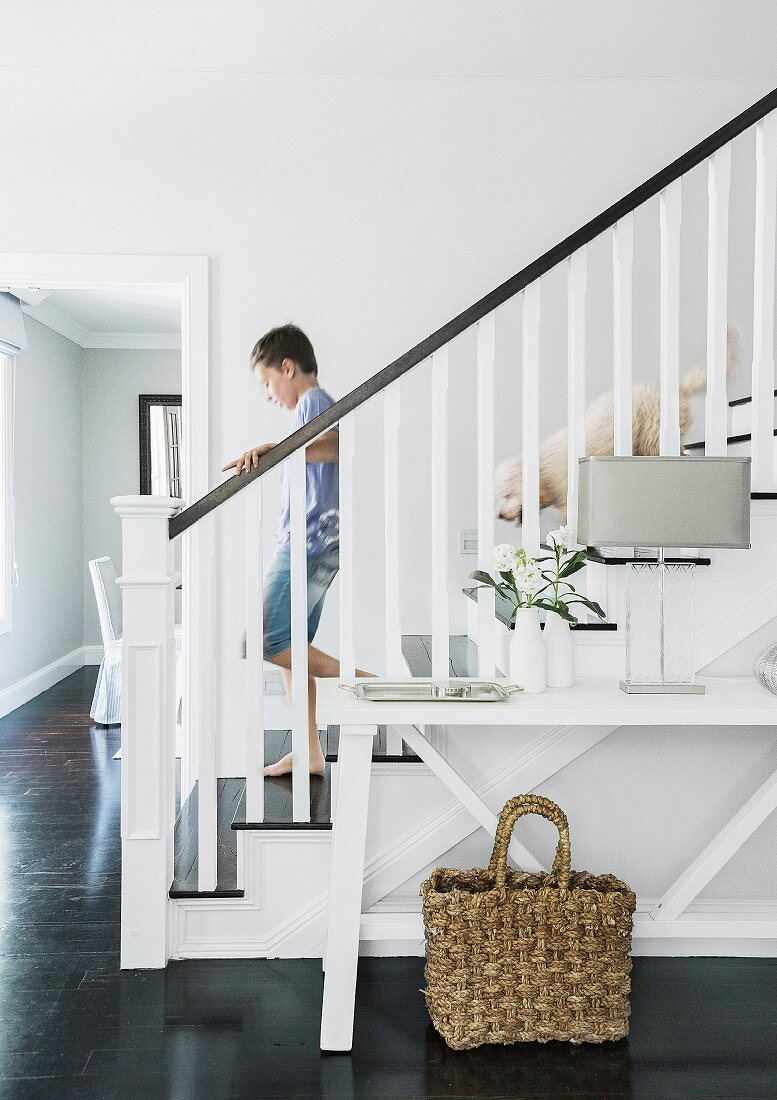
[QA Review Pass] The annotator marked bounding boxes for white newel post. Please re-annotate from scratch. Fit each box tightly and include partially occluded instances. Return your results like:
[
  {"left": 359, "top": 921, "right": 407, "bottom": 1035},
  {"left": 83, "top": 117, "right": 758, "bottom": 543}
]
[{"left": 112, "top": 494, "right": 181, "bottom": 969}]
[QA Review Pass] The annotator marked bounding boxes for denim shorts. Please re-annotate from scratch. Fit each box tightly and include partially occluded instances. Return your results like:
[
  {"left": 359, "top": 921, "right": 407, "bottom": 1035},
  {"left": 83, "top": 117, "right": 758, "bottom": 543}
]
[{"left": 262, "top": 546, "right": 340, "bottom": 659}]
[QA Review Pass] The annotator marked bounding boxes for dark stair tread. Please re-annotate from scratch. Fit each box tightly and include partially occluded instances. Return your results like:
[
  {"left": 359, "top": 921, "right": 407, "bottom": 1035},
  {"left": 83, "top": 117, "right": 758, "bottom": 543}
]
[
  {"left": 233, "top": 728, "right": 333, "bottom": 830},
  {"left": 685, "top": 426, "right": 777, "bottom": 450},
  {"left": 170, "top": 777, "right": 246, "bottom": 898},
  {"left": 585, "top": 549, "right": 711, "bottom": 566},
  {"left": 232, "top": 769, "right": 333, "bottom": 829},
  {"left": 325, "top": 722, "right": 420, "bottom": 765}
]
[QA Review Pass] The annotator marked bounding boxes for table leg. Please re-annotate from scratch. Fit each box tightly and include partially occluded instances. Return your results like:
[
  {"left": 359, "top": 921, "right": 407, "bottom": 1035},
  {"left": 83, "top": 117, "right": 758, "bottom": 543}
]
[{"left": 320, "top": 723, "right": 375, "bottom": 1052}]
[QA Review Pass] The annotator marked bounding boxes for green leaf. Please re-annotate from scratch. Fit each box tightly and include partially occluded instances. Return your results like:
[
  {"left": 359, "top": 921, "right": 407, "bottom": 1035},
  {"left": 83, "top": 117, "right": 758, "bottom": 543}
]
[
  {"left": 498, "top": 569, "right": 518, "bottom": 591},
  {"left": 559, "top": 557, "right": 587, "bottom": 578},
  {"left": 470, "top": 570, "right": 496, "bottom": 587},
  {"left": 564, "top": 595, "right": 606, "bottom": 618},
  {"left": 555, "top": 606, "right": 578, "bottom": 623}
]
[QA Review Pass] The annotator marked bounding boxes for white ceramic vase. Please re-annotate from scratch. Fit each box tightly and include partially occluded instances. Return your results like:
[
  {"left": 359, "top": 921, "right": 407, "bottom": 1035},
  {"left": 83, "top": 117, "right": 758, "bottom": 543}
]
[
  {"left": 509, "top": 607, "right": 547, "bottom": 693},
  {"left": 544, "top": 612, "right": 575, "bottom": 688}
]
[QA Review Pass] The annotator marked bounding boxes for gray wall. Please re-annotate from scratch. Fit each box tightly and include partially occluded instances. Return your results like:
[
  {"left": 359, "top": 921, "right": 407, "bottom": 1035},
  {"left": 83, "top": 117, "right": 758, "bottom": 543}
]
[
  {"left": 0, "top": 328, "right": 181, "bottom": 692},
  {"left": 0, "top": 318, "right": 84, "bottom": 691},
  {"left": 81, "top": 349, "right": 181, "bottom": 645}
]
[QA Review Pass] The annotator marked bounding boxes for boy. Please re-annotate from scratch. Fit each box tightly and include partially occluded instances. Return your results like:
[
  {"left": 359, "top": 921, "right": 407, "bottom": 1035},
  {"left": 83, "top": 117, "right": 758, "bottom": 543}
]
[{"left": 223, "top": 323, "right": 368, "bottom": 776}]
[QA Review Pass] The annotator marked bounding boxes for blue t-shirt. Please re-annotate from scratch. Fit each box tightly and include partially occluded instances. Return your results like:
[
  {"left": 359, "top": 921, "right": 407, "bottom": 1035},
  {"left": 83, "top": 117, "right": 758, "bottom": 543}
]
[{"left": 275, "top": 387, "right": 339, "bottom": 557}]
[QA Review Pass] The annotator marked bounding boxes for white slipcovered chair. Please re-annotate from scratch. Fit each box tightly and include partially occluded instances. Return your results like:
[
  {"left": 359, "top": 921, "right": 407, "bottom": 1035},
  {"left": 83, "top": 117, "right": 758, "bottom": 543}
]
[{"left": 89, "top": 556, "right": 182, "bottom": 726}]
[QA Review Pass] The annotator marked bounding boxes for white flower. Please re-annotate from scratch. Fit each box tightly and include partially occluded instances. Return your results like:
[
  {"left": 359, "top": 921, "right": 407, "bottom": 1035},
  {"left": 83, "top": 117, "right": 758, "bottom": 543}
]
[
  {"left": 493, "top": 543, "right": 518, "bottom": 573},
  {"left": 512, "top": 549, "right": 544, "bottom": 598},
  {"left": 547, "top": 524, "right": 576, "bottom": 551}
]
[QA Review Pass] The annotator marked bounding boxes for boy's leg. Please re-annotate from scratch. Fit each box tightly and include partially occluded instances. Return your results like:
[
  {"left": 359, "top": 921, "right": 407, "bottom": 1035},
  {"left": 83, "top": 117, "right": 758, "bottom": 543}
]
[
  {"left": 264, "top": 661, "right": 325, "bottom": 777},
  {"left": 306, "top": 645, "right": 372, "bottom": 680},
  {"left": 263, "top": 646, "right": 373, "bottom": 777}
]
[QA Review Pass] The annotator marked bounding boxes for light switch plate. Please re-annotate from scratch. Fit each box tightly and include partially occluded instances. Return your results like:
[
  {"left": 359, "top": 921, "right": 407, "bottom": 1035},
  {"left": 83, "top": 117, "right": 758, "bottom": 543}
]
[{"left": 460, "top": 529, "right": 478, "bottom": 554}]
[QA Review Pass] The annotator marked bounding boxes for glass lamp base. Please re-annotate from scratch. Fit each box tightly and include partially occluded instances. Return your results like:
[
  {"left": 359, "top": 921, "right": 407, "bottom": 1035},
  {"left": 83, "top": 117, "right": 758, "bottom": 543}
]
[{"left": 622, "top": 559, "right": 700, "bottom": 694}]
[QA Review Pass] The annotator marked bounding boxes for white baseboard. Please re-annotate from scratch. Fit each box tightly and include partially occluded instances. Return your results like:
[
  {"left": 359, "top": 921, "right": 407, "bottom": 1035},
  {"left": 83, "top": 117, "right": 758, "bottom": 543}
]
[
  {"left": 0, "top": 646, "right": 87, "bottom": 720},
  {"left": 82, "top": 645, "right": 104, "bottom": 665},
  {"left": 173, "top": 886, "right": 777, "bottom": 960}
]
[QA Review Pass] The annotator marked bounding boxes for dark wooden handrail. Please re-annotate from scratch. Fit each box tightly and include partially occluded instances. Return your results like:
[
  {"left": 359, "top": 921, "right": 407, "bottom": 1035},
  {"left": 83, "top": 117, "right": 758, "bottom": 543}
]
[{"left": 170, "top": 84, "right": 777, "bottom": 540}]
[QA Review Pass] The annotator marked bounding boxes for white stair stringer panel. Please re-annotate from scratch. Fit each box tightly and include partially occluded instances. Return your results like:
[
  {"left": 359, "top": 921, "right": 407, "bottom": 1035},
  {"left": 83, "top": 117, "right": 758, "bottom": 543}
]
[
  {"left": 171, "top": 723, "right": 617, "bottom": 960},
  {"left": 695, "top": 499, "right": 777, "bottom": 671}
]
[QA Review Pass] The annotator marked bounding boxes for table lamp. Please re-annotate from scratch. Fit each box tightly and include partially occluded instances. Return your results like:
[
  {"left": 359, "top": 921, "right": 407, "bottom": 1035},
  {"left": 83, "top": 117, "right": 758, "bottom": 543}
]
[{"left": 577, "top": 456, "right": 751, "bottom": 694}]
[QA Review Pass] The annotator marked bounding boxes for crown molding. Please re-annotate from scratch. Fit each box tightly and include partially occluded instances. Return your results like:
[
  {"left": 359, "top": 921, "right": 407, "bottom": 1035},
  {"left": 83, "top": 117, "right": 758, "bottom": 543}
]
[
  {"left": 22, "top": 302, "right": 181, "bottom": 350},
  {"left": 22, "top": 300, "right": 90, "bottom": 345}
]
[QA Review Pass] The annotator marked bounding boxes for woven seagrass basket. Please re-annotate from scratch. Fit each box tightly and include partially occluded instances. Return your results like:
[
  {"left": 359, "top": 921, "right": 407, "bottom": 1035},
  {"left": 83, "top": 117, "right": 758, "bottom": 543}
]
[{"left": 420, "top": 794, "right": 636, "bottom": 1050}]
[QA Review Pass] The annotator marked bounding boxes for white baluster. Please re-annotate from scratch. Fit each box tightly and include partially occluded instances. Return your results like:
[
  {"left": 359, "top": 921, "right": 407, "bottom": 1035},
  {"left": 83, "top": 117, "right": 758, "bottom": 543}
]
[
  {"left": 185, "top": 512, "right": 217, "bottom": 892},
  {"left": 567, "top": 249, "right": 587, "bottom": 540},
  {"left": 752, "top": 113, "right": 777, "bottom": 491},
  {"left": 660, "top": 178, "right": 682, "bottom": 455},
  {"left": 613, "top": 214, "right": 634, "bottom": 456},
  {"left": 383, "top": 385, "right": 403, "bottom": 678},
  {"left": 705, "top": 145, "right": 732, "bottom": 457},
  {"left": 290, "top": 450, "right": 310, "bottom": 822},
  {"left": 431, "top": 349, "right": 450, "bottom": 678},
  {"left": 245, "top": 485, "right": 264, "bottom": 822},
  {"left": 338, "top": 415, "right": 355, "bottom": 681},
  {"left": 476, "top": 313, "right": 496, "bottom": 677},
  {"left": 112, "top": 494, "right": 180, "bottom": 968},
  {"left": 384, "top": 386, "right": 404, "bottom": 756},
  {"left": 521, "top": 283, "right": 541, "bottom": 555}
]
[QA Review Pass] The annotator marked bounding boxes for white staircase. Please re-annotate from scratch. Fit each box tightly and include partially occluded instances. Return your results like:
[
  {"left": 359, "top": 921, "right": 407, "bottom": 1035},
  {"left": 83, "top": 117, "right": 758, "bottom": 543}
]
[{"left": 113, "top": 88, "right": 777, "bottom": 974}]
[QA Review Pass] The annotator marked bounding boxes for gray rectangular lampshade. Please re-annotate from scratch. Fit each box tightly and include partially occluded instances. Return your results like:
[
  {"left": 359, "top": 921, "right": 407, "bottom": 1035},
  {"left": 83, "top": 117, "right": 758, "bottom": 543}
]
[{"left": 577, "top": 456, "right": 751, "bottom": 548}]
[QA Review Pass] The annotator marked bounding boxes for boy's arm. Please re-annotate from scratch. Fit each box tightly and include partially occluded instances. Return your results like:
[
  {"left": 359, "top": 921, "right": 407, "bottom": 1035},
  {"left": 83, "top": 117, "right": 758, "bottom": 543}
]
[
  {"left": 222, "top": 430, "right": 338, "bottom": 476},
  {"left": 222, "top": 442, "right": 275, "bottom": 475},
  {"left": 305, "top": 429, "right": 339, "bottom": 463}
]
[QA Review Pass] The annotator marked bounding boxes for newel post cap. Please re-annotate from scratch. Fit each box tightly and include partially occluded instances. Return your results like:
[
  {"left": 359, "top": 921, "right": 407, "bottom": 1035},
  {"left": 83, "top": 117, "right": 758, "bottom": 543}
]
[{"left": 111, "top": 495, "right": 185, "bottom": 519}]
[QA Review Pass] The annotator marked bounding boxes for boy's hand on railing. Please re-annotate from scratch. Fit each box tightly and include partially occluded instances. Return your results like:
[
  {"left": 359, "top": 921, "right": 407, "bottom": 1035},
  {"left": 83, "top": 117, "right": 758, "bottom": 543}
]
[{"left": 222, "top": 443, "right": 275, "bottom": 475}]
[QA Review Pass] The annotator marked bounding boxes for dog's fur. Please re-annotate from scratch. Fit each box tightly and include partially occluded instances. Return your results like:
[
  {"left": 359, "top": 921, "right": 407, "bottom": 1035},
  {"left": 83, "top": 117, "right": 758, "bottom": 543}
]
[{"left": 495, "top": 328, "right": 741, "bottom": 525}]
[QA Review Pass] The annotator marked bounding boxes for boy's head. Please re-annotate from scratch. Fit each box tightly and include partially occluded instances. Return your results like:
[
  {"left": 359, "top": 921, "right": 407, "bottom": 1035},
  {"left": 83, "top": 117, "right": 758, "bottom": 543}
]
[{"left": 250, "top": 323, "right": 318, "bottom": 409}]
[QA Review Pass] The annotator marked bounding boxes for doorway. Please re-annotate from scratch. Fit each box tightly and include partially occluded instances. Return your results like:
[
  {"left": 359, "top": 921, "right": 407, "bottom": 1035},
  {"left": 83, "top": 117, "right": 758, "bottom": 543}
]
[{"left": 0, "top": 254, "right": 211, "bottom": 799}]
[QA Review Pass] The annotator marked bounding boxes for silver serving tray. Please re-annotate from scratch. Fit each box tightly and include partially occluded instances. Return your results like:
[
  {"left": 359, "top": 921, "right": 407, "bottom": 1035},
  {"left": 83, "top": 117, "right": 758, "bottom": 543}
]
[{"left": 340, "top": 680, "right": 522, "bottom": 702}]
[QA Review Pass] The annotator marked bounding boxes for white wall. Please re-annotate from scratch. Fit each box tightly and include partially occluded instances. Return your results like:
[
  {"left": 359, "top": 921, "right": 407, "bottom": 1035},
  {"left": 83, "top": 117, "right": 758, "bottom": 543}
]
[
  {"left": 81, "top": 349, "right": 181, "bottom": 645},
  {"left": 0, "top": 318, "right": 83, "bottom": 691}
]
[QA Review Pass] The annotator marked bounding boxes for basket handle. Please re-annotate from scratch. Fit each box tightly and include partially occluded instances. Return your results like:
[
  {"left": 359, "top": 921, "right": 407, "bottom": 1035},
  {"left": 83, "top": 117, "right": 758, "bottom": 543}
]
[{"left": 487, "top": 794, "right": 571, "bottom": 893}]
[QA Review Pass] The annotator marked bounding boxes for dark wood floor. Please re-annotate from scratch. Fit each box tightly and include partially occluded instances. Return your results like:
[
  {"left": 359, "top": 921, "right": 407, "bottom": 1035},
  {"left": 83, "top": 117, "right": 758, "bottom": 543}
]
[{"left": 2, "top": 666, "right": 777, "bottom": 1097}]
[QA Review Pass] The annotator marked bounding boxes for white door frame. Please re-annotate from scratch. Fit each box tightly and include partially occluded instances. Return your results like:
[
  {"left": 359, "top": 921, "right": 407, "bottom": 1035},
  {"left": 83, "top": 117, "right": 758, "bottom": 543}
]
[{"left": 0, "top": 253, "right": 212, "bottom": 798}]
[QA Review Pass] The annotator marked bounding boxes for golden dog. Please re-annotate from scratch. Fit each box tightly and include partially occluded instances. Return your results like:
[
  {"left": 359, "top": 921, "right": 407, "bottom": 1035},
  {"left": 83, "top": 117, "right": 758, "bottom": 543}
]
[{"left": 495, "top": 329, "right": 740, "bottom": 525}]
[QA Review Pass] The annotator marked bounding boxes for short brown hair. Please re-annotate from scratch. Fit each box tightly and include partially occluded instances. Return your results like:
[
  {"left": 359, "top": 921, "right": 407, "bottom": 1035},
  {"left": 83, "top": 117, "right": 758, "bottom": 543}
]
[{"left": 250, "top": 323, "right": 318, "bottom": 376}]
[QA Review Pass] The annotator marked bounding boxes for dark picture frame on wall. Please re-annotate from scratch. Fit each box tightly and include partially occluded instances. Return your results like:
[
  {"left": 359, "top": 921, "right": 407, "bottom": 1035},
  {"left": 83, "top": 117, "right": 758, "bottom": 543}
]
[{"left": 139, "top": 393, "right": 182, "bottom": 496}]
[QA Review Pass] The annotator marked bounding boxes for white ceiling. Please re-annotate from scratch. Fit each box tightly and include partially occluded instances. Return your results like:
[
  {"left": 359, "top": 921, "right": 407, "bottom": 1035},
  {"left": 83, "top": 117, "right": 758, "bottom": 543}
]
[
  {"left": 46, "top": 288, "right": 181, "bottom": 334},
  {"left": 16, "top": 286, "right": 181, "bottom": 350}
]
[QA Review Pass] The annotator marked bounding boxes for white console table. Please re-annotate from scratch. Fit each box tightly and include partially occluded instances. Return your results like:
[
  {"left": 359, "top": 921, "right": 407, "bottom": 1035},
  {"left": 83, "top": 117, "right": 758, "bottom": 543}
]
[{"left": 315, "top": 675, "right": 776, "bottom": 1052}]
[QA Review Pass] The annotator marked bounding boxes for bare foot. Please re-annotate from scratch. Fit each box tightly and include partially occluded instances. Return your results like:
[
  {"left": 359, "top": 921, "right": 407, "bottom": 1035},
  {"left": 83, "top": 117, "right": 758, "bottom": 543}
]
[{"left": 263, "top": 750, "right": 326, "bottom": 778}]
